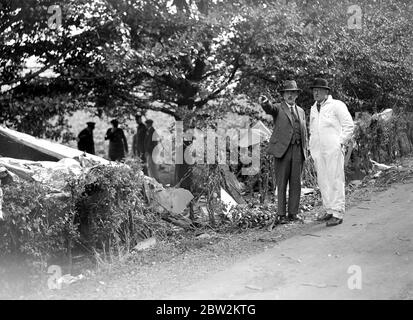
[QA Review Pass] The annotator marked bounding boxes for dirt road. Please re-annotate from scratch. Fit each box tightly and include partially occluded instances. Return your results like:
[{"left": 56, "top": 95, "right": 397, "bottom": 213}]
[
  {"left": 7, "top": 177, "right": 412, "bottom": 300},
  {"left": 166, "top": 182, "right": 413, "bottom": 300}
]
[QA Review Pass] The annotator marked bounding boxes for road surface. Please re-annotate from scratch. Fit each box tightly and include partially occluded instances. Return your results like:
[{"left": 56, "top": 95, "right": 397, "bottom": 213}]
[{"left": 166, "top": 182, "right": 413, "bottom": 299}]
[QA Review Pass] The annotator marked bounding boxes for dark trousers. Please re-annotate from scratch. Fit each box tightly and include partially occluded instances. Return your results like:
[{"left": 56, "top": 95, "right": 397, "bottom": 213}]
[{"left": 275, "top": 143, "right": 304, "bottom": 217}]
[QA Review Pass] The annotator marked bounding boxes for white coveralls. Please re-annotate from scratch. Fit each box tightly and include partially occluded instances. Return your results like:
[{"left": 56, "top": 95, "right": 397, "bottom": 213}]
[{"left": 309, "top": 95, "right": 354, "bottom": 219}]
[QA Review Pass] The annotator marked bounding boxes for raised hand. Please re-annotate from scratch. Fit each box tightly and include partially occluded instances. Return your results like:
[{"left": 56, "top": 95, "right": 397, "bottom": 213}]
[{"left": 258, "top": 95, "right": 269, "bottom": 105}]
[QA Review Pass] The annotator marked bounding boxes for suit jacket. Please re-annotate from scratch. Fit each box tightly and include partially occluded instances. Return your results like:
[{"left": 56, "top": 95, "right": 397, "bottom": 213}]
[{"left": 261, "top": 101, "right": 308, "bottom": 159}]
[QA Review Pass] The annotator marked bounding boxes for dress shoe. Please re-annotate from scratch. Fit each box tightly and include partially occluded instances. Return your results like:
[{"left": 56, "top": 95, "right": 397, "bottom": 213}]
[
  {"left": 276, "top": 215, "right": 289, "bottom": 224},
  {"left": 316, "top": 212, "right": 332, "bottom": 221},
  {"left": 288, "top": 214, "right": 301, "bottom": 222},
  {"left": 326, "top": 217, "right": 343, "bottom": 227}
]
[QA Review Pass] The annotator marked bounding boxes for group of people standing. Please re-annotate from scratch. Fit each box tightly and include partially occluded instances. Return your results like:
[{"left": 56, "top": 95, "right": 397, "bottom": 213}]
[
  {"left": 77, "top": 76, "right": 354, "bottom": 227},
  {"left": 259, "top": 78, "right": 354, "bottom": 227},
  {"left": 77, "top": 115, "right": 159, "bottom": 181}
]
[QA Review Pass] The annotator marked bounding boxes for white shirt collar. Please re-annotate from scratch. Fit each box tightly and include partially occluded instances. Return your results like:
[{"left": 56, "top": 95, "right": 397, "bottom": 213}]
[
  {"left": 314, "top": 95, "right": 332, "bottom": 108},
  {"left": 322, "top": 95, "right": 333, "bottom": 105}
]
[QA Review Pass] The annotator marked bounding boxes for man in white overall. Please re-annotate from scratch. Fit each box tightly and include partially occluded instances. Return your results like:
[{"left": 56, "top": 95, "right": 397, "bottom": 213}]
[{"left": 309, "top": 78, "right": 354, "bottom": 227}]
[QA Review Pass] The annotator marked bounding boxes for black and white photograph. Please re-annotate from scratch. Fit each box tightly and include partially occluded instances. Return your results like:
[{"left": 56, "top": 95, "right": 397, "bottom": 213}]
[{"left": 0, "top": 0, "right": 412, "bottom": 307}]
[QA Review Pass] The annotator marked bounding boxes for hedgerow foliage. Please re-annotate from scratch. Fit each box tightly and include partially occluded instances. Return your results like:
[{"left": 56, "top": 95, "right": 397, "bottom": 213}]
[
  {"left": 0, "top": 181, "right": 77, "bottom": 262},
  {"left": 350, "top": 111, "right": 413, "bottom": 176},
  {"left": 0, "top": 164, "right": 166, "bottom": 263}
]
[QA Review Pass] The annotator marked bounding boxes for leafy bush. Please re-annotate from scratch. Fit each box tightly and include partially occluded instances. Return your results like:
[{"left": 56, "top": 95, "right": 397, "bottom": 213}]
[
  {"left": 75, "top": 163, "right": 166, "bottom": 253},
  {"left": 0, "top": 181, "right": 78, "bottom": 264},
  {"left": 230, "top": 203, "right": 277, "bottom": 229},
  {"left": 351, "top": 111, "right": 413, "bottom": 177},
  {"left": 0, "top": 161, "right": 169, "bottom": 265}
]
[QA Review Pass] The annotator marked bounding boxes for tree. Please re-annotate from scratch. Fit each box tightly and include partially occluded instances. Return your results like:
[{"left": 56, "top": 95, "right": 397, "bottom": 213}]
[
  {"left": 236, "top": 0, "right": 413, "bottom": 115},
  {"left": 0, "top": 0, "right": 127, "bottom": 138},
  {"left": 1, "top": 0, "right": 412, "bottom": 141}
]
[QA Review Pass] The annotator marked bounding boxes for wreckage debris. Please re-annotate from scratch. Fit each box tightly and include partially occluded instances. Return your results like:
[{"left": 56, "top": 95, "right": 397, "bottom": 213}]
[
  {"left": 370, "top": 159, "right": 395, "bottom": 171},
  {"left": 0, "top": 186, "right": 3, "bottom": 220},
  {"left": 220, "top": 188, "right": 237, "bottom": 218},
  {"left": 0, "top": 166, "right": 17, "bottom": 220},
  {"left": 153, "top": 188, "right": 194, "bottom": 215},
  {"left": 0, "top": 125, "right": 200, "bottom": 238},
  {"left": 0, "top": 125, "right": 110, "bottom": 164},
  {"left": 133, "top": 237, "right": 157, "bottom": 251}
]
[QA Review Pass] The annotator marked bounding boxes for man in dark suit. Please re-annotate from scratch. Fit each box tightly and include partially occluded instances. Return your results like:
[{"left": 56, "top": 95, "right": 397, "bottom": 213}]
[
  {"left": 259, "top": 80, "right": 308, "bottom": 224},
  {"left": 77, "top": 122, "right": 95, "bottom": 155}
]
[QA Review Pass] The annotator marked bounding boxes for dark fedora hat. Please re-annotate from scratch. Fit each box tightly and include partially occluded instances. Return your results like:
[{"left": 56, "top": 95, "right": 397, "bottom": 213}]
[
  {"left": 86, "top": 121, "right": 95, "bottom": 126},
  {"left": 310, "top": 78, "right": 331, "bottom": 90},
  {"left": 279, "top": 80, "right": 302, "bottom": 92}
]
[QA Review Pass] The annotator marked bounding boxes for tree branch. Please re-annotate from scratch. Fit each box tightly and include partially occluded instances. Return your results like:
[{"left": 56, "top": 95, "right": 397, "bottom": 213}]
[
  {"left": 0, "top": 50, "right": 69, "bottom": 89},
  {"left": 121, "top": 92, "right": 179, "bottom": 120},
  {"left": 245, "top": 70, "right": 278, "bottom": 84},
  {"left": 194, "top": 19, "right": 265, "bottom": 108},
  {"left": 0, "top": 20, "right": 115, "bottom": 91}
]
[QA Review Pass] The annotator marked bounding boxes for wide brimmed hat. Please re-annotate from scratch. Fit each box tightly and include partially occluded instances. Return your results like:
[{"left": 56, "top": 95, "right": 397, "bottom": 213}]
[
  {"left": 279, "top": 80, "right": 302, "bottom": 92},
  {"left": 86, "top": 121, "right": 96, "bottom": 126},
  {"left": 310, "top": 78, "right": 331, "bottom": 90}
]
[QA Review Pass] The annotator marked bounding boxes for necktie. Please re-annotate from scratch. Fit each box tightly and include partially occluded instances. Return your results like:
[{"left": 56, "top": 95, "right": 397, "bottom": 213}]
[
  {"left": 316, "top": 102, "right": 321, "bottom": 112},
  {"left": 290, "top": 106, "right": 297, "bottom": 120}
]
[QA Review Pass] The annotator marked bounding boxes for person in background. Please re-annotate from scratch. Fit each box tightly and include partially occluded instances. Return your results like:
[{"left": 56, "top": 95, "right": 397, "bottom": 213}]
[
  {"left": 77, "top": 122, "right": 96, "bottom": 155},
  {"left": 132, "top": 114, "right": 147, "bottom": 163},
  {"left": 309, "top": 78, "right": 354, "bottom": 227},
  {"left": 105, "top": 119, "right": 128, "bottom": 161},
  {"left": 259, "top": 80, "right": 308, "bottom": 224},
  {"left": 144, "top": 119, "right": 160, "bottom": 181}
]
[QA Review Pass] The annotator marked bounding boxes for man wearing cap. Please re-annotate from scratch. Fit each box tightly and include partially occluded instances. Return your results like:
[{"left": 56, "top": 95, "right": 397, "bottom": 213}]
[
  {"left": 309, "top": 78, "right": 354, "bottom": 227},
  {"left": 105, "top": 119, "right": 128, "bottom": 161},
  {"left": 77, "top": 122, "right": 96, "bottom": 155},
  {"left": 259, "top": 80, "right": 308, "bottom": 224},
  {"left": 144, "top": 119, "right": 160, "bottom": 181}
]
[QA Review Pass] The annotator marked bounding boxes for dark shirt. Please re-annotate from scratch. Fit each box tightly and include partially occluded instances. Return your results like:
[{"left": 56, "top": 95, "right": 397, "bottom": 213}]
[
  {"left": 77, "top": 128, "right": 95, "bottom": 155},
  {"left": 105, "top": 127, "right": 128, "bottom": 161}
]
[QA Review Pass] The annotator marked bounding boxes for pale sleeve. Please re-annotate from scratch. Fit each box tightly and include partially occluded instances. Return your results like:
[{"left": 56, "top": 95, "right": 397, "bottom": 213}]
[
  {"left": 336, "top": 102, "right": 354, "bottom": 145},
  {"left": 309, "top": 107, "right": 315, "bottom": 137},
  {"left": 299, "top": 108, "right": 308, "bottom": 141}
]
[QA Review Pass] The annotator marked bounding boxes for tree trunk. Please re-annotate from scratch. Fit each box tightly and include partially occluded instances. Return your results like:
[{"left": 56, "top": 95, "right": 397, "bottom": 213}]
[{"left": 174, "top": 140, "right": 193, "bottom": 190}]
